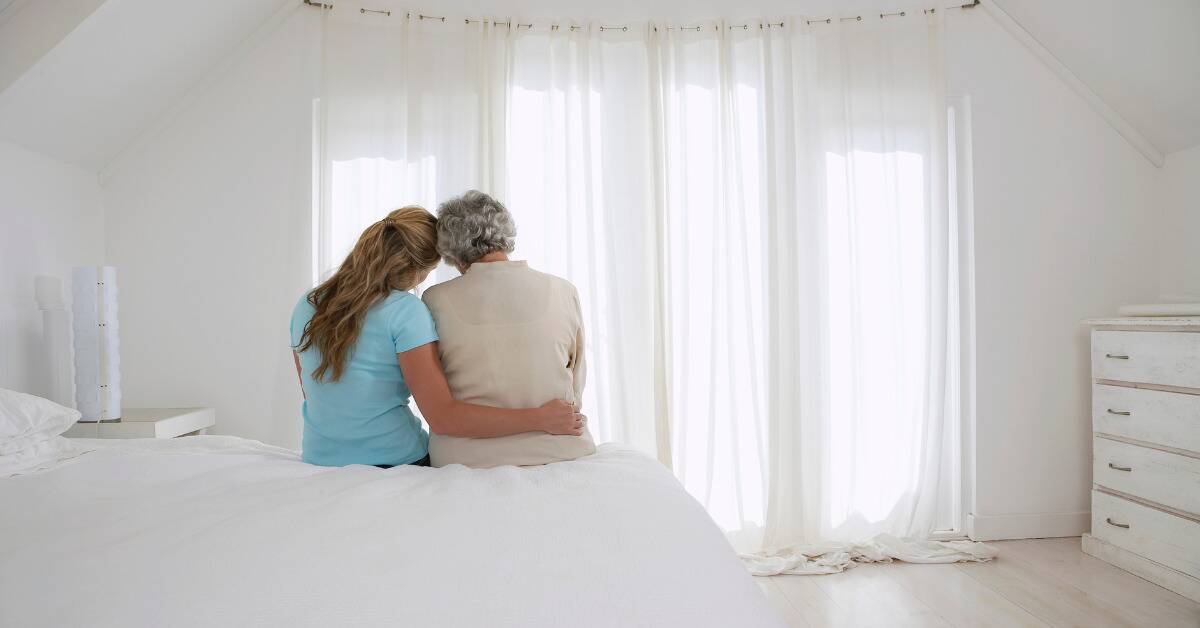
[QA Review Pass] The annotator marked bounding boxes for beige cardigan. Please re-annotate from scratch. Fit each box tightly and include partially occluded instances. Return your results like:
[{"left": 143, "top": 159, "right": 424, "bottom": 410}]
[{"left": 422, "top": 261, "right": 596, "bottom": 467}]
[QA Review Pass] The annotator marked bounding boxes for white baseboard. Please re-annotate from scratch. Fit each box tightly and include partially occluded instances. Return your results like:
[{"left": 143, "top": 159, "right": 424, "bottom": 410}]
[
  {"left": 967, "top": 510, "right": 1090, "bottom": 541},
  {"left": 1083, "top": 534, "right": 1200, "bottom": 603}
]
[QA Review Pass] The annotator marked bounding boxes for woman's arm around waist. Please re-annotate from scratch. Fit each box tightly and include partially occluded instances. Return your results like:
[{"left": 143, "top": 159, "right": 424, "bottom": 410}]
[{"left": 399, "top": 342, "right": 584, "bottom": 438}]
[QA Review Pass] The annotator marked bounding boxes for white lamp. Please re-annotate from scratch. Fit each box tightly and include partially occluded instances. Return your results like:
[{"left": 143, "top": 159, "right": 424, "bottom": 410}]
[{"left": 72, "top": 266, "right": 122, "bottom": 422}]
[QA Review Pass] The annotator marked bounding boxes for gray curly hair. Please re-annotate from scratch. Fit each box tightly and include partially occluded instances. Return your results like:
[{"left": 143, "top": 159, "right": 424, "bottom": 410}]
[{"left": 435, "top": 190, "right": 517, "bottom": 268}]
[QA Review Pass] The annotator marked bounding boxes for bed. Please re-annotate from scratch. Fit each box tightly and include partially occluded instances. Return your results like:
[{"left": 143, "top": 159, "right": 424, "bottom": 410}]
[{"left": 0, "top": 436, "right": 782, "bottom": 627}]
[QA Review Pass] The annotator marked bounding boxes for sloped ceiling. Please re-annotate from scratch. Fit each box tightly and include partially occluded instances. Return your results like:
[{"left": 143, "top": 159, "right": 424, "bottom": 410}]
[
  {"left": 995, "top": 0, "right": 1200, "bottom": 155},
  {"left": 0, "top": 0, "right": 108, "bottom": 95},
  {"left": 0, "top": 0, "right": 285, "bottom": 172},
  {"left": 0, "top": 0, "right": 1197, "bottom": 173}
]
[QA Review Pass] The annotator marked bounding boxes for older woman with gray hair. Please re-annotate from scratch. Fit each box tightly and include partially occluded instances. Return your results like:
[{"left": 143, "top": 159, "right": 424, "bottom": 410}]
[{"left": 422, "top": 190, "right": 596, "bottom": 467}]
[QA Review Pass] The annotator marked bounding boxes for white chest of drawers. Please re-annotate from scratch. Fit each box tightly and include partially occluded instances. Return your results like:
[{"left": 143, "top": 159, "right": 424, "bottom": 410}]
[{"left": 1083, "top": 318, "right": 1200, "bottom": 602}]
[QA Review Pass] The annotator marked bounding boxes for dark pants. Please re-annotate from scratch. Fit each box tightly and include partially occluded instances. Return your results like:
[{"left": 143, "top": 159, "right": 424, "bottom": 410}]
[{"left": 375, "top": 454, "right": 430, "bottom": 469}]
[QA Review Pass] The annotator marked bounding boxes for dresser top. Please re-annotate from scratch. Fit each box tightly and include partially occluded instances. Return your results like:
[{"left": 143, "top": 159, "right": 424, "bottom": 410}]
[{"left": 1085, "top": 317, "right": 1200, "bottom": 328}]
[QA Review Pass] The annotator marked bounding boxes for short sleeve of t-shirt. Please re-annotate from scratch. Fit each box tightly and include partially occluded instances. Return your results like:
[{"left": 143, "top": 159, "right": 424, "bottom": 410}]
[
  {"left": 388, "top": 292, "right": 439, "bottom": 354},
  {"left": 290, "top": 296, "right": 316, "bottom": 349}
]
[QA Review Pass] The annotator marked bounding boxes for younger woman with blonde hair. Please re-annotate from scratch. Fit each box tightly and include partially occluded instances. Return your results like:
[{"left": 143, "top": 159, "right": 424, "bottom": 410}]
[{"left": 290, "top": 205, "right": 584, "bottom": 467}]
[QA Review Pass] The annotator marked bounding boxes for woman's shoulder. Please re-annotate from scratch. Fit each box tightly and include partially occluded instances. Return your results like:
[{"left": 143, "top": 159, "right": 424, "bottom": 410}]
[
  {"left": 422, "top": 279, "right": 478, "bottom": 324},
  {"left": 523, "top": 270, "right": 581, "bottom": 313},
  {"left": 378, "top": 290, "right": 431, "bottom": 315},
  {"left": 538, "top": 270, "right": 579, "bottom": 298},
  {"left": 379, "top": 289, "right": 420, "bottom": 304},
  {"left": 289, "top": 292, "right": 317, "bottom": 346},
  {"left": 292, "top": 292, "right": 316, "bottom": 318},
  {"left": 377, "top": 291, "right": 437, "bottom": 343}
]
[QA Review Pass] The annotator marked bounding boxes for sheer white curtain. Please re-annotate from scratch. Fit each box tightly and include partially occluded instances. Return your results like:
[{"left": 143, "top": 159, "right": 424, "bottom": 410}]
[
  {"left": 650, "top": 14, "right": 985, "bottom": 572},
  {"left": 316, "top": 13, "right": 507, "bottom": 277},
  {"left": 316, "top": 7, "right": 992, "bottom": 574},
  {"left": 318, "top": 13, "right": 664, "bottom": 455},
  {"left": 502, "top": 25, "right": 664, "bottom": 453}
]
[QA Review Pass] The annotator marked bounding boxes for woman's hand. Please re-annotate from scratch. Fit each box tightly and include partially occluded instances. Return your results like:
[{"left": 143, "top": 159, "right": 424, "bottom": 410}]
[
  {"left": 402, "top": 343, "right": 588, "bottom": 438},
  {"left": 404, "top": 343, "right": 573, "bottom": 438},
  {"left": 537, "top": 399, "right": 586, "bottom": 436}
]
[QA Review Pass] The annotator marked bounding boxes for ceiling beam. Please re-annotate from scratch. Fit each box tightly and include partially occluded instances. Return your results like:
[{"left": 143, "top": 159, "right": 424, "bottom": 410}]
[{"left": 983, "top": 0, "right": 1165, "bottom": 168}]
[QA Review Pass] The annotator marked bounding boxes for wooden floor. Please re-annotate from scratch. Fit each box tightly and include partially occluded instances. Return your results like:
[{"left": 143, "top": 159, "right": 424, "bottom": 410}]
[{"left": 757, "top": 537, "right": 1200, "bottom": 628}]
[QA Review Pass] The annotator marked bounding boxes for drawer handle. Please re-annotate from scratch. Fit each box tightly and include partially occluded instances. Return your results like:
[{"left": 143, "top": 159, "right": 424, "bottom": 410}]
[
  {"left": 1104, "top": 353, "right": 1130, "bottom": 360},
  {"left": 1107, "top": 462, "right": 1132, "bottom": 472},
  {"left": 1106, "top": 409, "right": 1131, "bottom": 416},
  {"left": 1105, "top": 517, "right": 1130, "bottom": 529}
]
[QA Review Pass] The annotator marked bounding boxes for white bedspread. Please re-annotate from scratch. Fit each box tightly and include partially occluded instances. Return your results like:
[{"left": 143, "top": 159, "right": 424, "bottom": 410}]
[{"left": 0, "top": 436, "right": 782, "bottom": 627}]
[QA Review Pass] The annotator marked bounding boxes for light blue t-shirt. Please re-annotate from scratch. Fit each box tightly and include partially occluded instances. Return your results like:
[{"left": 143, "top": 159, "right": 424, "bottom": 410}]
[{"left": 290, "top": 291, "right": 438, "bottom": 467}]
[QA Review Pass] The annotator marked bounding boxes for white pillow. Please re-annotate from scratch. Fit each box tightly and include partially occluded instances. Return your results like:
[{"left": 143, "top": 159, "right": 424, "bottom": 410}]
[{"left": 0, "top": 388, "right": 81, "bottom": 456}]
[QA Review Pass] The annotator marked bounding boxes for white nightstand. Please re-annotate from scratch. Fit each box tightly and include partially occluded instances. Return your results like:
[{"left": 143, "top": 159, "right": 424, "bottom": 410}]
[{"left": 64, "top": 408, "right": 216, "bottom": 439}]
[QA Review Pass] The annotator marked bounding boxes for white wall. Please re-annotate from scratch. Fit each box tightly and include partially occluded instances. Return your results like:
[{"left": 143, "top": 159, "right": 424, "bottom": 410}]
[
  {"left": 947, "top": 9, "right": 1163, "bottom": 540},
  {"left": 1158, "top": 144, "right": 1200, "bottom": 301},
  {"left": 0, "top": 140, "right": 106, "bottom": 396},
  {"left": 101, "top": 9, "right": 319, "bottom": 448}
]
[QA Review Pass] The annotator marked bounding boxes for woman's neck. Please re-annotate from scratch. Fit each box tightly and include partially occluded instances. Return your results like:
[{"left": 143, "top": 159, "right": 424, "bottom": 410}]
[
  {"left": 475, "top": 251, "right": 510, "bottom": 264},
  {"left": 458, "top": 249, "right": 511, "bottom": 273},
  {"left": 460, "top": 251, "right": 510, "bottom": 273}
]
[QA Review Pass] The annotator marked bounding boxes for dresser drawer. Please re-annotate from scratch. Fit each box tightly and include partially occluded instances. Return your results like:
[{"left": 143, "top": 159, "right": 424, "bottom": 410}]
[
  {"left": 1092, "top": 490, "right": 1200, "bottom": 578},
  {"left": 1093, "top": 437, "right": 1200, "bottom": 515},
  {"left": 1093, "top": 384, "right": 1200, "bottom": 453},
  {"left": 1092, "top": 330, "right": 1200, "bottom": 389}
]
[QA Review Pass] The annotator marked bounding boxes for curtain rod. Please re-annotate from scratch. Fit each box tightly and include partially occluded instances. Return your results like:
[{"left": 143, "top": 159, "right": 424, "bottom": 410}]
[{"left": 301, "top": 0, "right": 980, "bottom": 29}]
